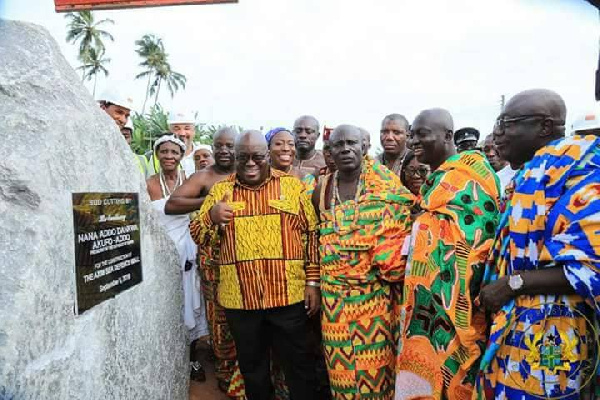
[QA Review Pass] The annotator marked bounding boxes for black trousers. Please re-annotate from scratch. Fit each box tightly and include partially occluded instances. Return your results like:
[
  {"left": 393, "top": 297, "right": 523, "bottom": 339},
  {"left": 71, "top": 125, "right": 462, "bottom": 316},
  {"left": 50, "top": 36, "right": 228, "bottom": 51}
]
[{"left": 224, "top": 302, "right": 317, "bottom": 400}]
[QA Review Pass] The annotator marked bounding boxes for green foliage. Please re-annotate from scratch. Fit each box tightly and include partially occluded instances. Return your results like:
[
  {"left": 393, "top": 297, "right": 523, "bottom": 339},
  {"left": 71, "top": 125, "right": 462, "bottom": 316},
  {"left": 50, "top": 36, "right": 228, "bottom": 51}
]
[
  {"left": 130, "top": 104, "right": 169, "bottom": 154},
  {"left": 77, "top": 47, "right": 110, "bottom": 96},
  {"left": 130, "top": 105, "right": 243, "bottom": 154},
  {"left": 65, "top": 11, "right": 114, "bottom": 89},
  {"left": 65, "top": 11, "right": 114, "bottom": 54}
]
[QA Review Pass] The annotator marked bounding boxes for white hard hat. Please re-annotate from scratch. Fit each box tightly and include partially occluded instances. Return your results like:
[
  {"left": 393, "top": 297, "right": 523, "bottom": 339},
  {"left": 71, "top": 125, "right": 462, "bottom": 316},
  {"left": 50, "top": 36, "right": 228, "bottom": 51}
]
[
  {"left": 572, "top": 112, "right": 600, "bottom": 133},
  {"left": 168, "top": 111, "right": 195, "bottom": 125},
  {"left": 97, "top": 87, "right": 134, "bottom": 111}
]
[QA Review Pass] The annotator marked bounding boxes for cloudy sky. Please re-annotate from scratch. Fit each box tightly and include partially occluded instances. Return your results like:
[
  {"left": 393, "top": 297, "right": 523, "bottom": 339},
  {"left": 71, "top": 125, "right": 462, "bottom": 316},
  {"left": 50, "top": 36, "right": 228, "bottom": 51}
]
[{"left": 2, "top": 0, "right": 599, "bottom": 150}]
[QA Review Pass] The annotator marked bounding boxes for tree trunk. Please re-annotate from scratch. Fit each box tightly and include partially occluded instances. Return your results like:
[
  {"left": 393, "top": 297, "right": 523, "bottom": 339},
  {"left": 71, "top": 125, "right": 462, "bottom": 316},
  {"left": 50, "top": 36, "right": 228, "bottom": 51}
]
[
  {"left": 154, "top": 79, "right": 162, "bottom": 107},
  {"left": 142, "top": 73, "right": 152, "bottom": 115},
  {"left": 93, "top": 73, "right": 97, "bottom": 97}
]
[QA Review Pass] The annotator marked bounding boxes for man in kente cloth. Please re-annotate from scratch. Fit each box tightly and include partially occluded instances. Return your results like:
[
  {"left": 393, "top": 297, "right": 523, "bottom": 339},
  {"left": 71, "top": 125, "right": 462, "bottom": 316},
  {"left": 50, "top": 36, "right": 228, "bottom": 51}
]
[
  {"left": 395, "top": 108, "right": 500, "bottom": 400},
  {"left": 312, "top": 124, "right": 414, "bottom": 399},
  {"left": 476, "top": 89, "right": 600, "bottom": 399}
]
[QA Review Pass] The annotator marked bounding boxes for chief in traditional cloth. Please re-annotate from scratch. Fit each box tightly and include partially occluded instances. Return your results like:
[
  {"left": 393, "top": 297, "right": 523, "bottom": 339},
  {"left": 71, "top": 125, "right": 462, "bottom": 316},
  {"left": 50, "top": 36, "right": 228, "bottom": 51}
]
[
  {"left": 476, "top": 89, "right": 600, "bottom": 399},
  {"left": 395, "top": 109, "right": 500, "bottom": 400},
  {"left": 311, "top": 125, "right": 414, "bottom": 399}
]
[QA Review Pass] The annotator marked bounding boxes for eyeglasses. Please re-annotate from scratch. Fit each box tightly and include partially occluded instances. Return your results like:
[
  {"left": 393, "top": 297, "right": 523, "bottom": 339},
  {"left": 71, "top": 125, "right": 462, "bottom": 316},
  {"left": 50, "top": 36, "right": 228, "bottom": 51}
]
[
  {"left": 235, "top": 153, "right": 268, "bottom": 163},
  {"left": 293, "top": 127, "right": 317, "bottom": 135},
  {"left": 495, "top": 114, "right": 564, "bottom": 133},
  {"left": 405, "top": 166, "right": 430, "bottom": 178}
]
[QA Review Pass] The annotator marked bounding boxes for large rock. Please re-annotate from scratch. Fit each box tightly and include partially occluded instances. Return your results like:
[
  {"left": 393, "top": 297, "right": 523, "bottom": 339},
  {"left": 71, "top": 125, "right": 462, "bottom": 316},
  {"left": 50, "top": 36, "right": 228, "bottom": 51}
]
[{"left": 0, "top": 20, "right": 188, "bottom": 399}]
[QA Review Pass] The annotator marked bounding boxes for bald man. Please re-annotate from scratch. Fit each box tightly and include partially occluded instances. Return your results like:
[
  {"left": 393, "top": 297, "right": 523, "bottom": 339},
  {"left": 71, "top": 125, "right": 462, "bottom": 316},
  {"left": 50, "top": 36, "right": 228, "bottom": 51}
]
[
  {"left": 292, "top": 115, "right": 326, "bottom": 175},
  {"left": 395, "top": 109, "right": 500, "bottom": 400},
  {"left": 312, "top": 125, "right": 414, "bottom": 399},
  {"left": 190, "top": 130, "right": 319, "bottom": 400},
  {"left": 477, "top": 89, "right": 600, "bottom": 398},
  {"left": 164, "top": 127, "right": 238, "bottom": 392}
]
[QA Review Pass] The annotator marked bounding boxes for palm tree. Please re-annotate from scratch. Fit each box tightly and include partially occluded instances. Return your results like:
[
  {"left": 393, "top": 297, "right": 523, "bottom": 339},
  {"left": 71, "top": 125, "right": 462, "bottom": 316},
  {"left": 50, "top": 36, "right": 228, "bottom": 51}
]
[
  {"left": 149, "top": 63, "right": 187, "bottom": 107},
  {"left": 65, "top": 11, "right": 114, "bottom": 61},
  {"left": 135, "top": 34, "right": 187, "bottom": 112},
  {"left": 135, "top": 34, "right": 166, "bottom": 114},
  {"left": 77, "top": 47, "right": 110, "bottom": 96}
]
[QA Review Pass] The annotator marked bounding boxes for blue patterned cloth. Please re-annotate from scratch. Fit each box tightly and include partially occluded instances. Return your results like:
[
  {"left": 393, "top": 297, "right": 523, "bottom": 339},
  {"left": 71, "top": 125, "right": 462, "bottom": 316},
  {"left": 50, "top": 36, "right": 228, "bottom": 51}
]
[
  {"left": 265, "top": 127, "right": 289, "bottom": 144},
  {"left": 477, "top": 135, "right": 600, "bottom": 399}
]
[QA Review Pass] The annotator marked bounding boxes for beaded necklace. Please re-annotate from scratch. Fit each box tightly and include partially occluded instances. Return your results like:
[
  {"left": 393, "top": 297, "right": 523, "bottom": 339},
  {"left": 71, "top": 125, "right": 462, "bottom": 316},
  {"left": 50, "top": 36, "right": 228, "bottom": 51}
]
[
  {"left": 330, "top": 167, "right": 364, "bottom": 233},
  {"left": 159, "top": 169, "right": 184, "bottom": 198}
]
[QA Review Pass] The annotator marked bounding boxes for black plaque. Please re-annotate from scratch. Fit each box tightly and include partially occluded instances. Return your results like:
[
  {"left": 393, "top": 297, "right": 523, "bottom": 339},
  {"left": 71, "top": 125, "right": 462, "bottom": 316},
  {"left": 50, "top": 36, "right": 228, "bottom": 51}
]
[{"left": 72, "top": 192, "right": 143, "bottom": 314}]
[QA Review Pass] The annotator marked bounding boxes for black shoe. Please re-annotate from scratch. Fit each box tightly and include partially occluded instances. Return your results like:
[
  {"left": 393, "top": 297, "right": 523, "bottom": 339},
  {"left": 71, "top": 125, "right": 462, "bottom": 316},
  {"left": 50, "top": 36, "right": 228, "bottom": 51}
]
[
  {"left": 217, "top": 379, "right": 229, "bottom": 393},
  {"left": 190, "top": 361, "right": 206, "bottom": 383}
]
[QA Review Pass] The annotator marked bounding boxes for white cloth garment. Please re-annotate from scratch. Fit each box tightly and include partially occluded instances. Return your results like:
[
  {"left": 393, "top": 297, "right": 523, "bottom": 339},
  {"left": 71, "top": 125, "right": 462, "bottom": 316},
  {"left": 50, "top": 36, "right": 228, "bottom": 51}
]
[
  {"left": 151, "top": 198, "right": 208, "bottom": 342},
  {"left": 180, "top": 143, "right": 199, "bottom": 178},
  {"left": 496, "top": 164, "right": 518, "bottom": 196}
]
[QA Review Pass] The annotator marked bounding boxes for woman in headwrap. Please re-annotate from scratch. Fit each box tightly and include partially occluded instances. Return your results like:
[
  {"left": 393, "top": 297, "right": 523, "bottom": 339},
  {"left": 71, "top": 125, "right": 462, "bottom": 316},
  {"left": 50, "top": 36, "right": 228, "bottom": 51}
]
[
  {"left": 147, "top": 134, "right": 209, "bottom": 383},
  {"left": 265, "top": 127, "right": 307, "bottom": 180},
  {"left": 193, "top": 144, "right": 214, "bottom": 172}
]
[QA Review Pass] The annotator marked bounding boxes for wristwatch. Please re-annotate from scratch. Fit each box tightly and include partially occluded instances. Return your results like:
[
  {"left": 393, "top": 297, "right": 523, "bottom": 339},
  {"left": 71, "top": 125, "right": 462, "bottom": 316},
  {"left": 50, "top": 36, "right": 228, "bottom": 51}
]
[{"left": 508, "top": 274, "right": 524, "bottom": 292}]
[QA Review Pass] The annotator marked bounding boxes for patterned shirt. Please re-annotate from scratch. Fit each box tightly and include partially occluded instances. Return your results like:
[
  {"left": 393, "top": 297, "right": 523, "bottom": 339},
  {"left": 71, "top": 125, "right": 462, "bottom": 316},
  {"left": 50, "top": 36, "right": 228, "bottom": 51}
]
[{"left": 190, "top": 169, "right": 319, "bottom": 310}]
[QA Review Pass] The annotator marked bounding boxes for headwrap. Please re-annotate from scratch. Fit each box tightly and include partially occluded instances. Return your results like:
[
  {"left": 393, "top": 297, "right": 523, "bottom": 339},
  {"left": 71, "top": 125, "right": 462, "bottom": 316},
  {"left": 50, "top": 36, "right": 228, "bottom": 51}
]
[
  {"left": 265, "top": 127, "right": 289, "bottom": 144},
  {"left": 194, "top": 144, "right": 212, "bottom": 154},
  {"left": 153, "top": 134, "right": 186, "bottom": 153}
]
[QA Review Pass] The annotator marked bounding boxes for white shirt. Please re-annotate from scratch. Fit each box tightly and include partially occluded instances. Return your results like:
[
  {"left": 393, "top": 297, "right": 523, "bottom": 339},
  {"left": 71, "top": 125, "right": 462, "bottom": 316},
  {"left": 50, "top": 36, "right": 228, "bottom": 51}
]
[
  {"left": 497, "top": 164, "right": 517, "bottom": 196},
  {"left": 180, "top": 143, "right": 199, "bottom": 178}
]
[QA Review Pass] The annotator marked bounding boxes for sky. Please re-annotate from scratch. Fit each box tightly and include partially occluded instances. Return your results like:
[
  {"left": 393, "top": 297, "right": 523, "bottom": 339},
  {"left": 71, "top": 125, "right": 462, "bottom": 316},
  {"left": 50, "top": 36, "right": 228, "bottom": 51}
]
[{"left": 1, "top": 0, "right": 599, "bottom": 152}]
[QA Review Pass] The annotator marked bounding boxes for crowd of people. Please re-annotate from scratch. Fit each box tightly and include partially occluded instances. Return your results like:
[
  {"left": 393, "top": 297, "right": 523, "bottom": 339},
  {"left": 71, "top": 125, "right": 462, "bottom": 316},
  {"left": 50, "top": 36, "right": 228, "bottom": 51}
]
[{"left": 98, "top": 87, "right": 600, "bottom": 400}]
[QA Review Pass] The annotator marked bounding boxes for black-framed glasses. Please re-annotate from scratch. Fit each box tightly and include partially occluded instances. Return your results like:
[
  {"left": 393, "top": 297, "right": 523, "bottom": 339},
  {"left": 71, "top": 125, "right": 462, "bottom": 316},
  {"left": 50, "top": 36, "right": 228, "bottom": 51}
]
[
  {"left": 235, "top": 153, "right": 268, "bottom": 163},
  {"left": 405, "top": 166, "right": 430, "bottom": 178},
  {"left": 495, "top": 114, "right": 564, "bottom": 132}
]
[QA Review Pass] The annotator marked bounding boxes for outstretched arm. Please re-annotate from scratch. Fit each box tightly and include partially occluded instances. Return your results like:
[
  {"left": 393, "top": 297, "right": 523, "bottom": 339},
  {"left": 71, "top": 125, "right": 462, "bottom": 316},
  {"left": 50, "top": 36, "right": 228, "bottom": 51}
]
[{"left": 165, "top": 172, "right": 207, "bottom": 215}]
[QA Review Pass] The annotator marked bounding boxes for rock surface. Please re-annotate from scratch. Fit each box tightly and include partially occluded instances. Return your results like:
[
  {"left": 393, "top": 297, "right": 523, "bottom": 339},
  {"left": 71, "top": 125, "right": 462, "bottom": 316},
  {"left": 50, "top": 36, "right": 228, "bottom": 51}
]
[{"left": 0, "top": 20, "right": 188, "bottom": 400}]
